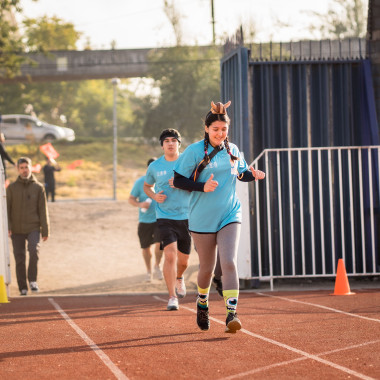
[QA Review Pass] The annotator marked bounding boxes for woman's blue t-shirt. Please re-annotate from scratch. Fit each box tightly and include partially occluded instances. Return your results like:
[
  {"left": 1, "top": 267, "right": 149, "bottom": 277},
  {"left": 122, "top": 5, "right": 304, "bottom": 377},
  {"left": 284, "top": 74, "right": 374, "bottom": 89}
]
[
  {"left": 145, "top": 155, "right": 189, "bottom": 220},
  {"left": 174, "top": 140, "right": 248, "bottom": 233},
  {"left": 130, "top": 175, "right": 157, "bottom": 224}
]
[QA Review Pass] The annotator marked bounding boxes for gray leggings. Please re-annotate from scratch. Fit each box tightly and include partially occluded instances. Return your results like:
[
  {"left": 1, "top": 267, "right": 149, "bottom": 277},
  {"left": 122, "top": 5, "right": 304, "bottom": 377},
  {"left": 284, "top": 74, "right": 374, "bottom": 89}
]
[{"left": 191, "top": 223, "right": 241, "bottom": 291}]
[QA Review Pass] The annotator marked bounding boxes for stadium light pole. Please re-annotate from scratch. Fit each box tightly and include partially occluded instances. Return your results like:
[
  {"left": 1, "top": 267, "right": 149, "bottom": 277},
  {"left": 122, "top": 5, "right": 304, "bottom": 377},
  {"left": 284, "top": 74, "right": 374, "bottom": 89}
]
[{"left": 111, "top": 78, "right": 120, "bottom": 200}]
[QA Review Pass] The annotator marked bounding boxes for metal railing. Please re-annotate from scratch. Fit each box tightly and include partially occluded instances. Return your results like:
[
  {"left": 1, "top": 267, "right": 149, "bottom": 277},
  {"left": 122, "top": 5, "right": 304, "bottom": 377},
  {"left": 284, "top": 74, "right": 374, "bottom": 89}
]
[{"left": 249, "top": 146, "right": 380, "bottom": 290}]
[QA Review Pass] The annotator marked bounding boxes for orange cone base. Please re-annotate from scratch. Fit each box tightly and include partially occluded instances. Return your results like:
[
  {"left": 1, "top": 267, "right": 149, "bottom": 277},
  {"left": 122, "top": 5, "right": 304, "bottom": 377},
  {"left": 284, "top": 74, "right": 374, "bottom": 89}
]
[{"left": 331, "top": 259, "right": 355, "bottom": 296}]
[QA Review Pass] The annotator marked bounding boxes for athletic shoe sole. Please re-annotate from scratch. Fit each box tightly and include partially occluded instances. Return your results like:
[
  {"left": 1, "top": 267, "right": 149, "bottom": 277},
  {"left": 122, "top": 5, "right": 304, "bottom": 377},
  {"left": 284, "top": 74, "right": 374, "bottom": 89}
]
[{"left": 225, "top": 318, "right": 242, "bottom": 334}]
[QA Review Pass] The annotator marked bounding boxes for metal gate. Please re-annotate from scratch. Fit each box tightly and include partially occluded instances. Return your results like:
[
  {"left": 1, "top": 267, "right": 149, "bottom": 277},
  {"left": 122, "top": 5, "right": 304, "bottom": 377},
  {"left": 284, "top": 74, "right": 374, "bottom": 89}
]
[{"left": 248, "top": 146, "right": 379, "bottom": 289}]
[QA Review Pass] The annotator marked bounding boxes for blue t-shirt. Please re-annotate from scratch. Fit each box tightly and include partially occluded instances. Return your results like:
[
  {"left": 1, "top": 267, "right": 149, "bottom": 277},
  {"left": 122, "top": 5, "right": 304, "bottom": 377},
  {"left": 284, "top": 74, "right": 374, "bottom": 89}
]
[
  {"left": 174, "top": 140, "right": 248, "bottom": 233},
  {"left": 130, "top": 176, "right": 157, "bottom": 223},
  {"left": 145, "top": 155, "right": 190, "bottom": 220}
]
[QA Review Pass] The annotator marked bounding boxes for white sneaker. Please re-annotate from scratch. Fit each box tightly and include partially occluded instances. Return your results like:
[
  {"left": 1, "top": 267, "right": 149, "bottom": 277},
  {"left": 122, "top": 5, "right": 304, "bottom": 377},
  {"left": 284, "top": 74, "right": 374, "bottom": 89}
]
[
  {"left": 145, "top": 273, "right": 152, "bottom": 282},
  {"left": 29, "top": 282, "right": 39, "bottom": 292},
  {"left": 154, "top": 266, "right": 163, "bottom": 280},
  {"left": 167, "top": 296, "right": 179, "bottom": 311},
  {"left": 175, "top": 277, "right": 186, "bottom": 298}
]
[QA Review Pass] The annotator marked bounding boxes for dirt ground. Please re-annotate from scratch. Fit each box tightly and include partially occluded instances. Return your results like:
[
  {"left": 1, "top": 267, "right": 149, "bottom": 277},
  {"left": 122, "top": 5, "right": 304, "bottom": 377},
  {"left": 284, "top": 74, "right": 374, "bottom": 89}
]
[{"left": 8, "top": 200, "right": 199, "bottom": 297}]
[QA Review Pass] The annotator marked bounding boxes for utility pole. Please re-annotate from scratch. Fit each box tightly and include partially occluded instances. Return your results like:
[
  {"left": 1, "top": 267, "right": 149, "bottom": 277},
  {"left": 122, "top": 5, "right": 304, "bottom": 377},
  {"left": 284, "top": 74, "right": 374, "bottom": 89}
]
[{"left": 210, "top": 0, "right": 215, "bottom": 45}]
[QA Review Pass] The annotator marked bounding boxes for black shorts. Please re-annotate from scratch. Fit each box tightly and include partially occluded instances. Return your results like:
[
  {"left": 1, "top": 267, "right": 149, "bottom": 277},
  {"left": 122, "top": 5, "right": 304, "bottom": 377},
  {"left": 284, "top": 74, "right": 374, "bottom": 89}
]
[
  {"left": 157, "top": 219, "right": 191, "bottom": 254},
  {"left": 138, "top": 222, "right": 161, "bottom": 249}
]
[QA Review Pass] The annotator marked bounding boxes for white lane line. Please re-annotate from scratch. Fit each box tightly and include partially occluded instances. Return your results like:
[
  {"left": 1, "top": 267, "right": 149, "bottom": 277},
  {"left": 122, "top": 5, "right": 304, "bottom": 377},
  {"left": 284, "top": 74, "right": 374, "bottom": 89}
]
[
  {"left": 153, "top": 296, "right": 376, "bottom": 380},
  {"left": 256, "top": 292, "right": 380, "bottom": 323},
  {"left": 219, "top": 340, "right": 380, "bottom": 379},
  {"left": 48, "top": 298, "right": 129, "bottom": 380}
]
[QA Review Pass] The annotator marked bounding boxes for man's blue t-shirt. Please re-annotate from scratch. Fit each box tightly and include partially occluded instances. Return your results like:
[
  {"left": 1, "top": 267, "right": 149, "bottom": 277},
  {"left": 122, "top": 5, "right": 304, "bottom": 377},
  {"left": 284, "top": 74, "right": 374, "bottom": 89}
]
[
  {"left": 145, "top": 155, "right": 190, "bottom": 220},
  {"left": 130, "top": 175, "right": 157, "bottom": 223},
  {"left": 174, "top": 140, "right": 248, "bottom": 233}
]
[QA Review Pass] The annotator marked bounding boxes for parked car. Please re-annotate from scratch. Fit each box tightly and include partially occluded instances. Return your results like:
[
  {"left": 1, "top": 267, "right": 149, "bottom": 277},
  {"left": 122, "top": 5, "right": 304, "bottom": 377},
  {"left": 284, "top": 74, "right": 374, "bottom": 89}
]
[{"left": 0, "top": 114, "right": 75, "bottom": 143}]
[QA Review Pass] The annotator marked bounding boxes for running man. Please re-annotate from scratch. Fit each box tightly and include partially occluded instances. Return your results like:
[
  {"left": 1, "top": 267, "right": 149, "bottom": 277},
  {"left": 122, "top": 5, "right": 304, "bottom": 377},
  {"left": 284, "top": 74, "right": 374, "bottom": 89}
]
[
  {"left": 129, "top": 157, "right": 163, "bottom": 282},
  {"left": 143, "top": 129, "right": 191, "bottom": 311}
]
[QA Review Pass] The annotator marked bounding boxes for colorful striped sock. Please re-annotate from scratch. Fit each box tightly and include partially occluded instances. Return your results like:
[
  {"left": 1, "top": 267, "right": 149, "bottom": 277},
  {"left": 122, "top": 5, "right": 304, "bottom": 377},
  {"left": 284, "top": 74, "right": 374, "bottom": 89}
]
[
  {"left": 197, "top": 286, "right": 210, "bottom": 309},
  {"left": 223, "top": 289, "right": 239, "bottom": 315}
]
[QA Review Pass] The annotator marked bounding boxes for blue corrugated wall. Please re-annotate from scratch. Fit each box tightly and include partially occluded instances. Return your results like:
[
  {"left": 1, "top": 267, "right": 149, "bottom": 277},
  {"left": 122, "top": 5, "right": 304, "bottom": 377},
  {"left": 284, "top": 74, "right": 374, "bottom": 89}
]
[{"left": 221, "top": 47, "right": 379, "bottom": 276}]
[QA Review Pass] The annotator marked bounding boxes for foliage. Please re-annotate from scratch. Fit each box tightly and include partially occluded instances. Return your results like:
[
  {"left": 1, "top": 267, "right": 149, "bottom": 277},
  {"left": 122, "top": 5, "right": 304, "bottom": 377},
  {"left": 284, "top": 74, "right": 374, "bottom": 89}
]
[
  {"left": 1, "top": 3, "right": 223, "bottom": 142},
  {"left": 131, "top": 1, "right": 221, "bottom": 141},
  {"left": 0, "top": 15, "right": 137, "bottom": 139},
  {"left": 23, "top": 16, "right": 81, "bottom": 51},
  {"left": 138, "top": 46, "right": 221, "bottom": 141},
  {"left": 0, "top": 0, "right": 30, "bottom": 78},
  {"left": 309, "top": 0, "right": 367, "bottom": 39}
]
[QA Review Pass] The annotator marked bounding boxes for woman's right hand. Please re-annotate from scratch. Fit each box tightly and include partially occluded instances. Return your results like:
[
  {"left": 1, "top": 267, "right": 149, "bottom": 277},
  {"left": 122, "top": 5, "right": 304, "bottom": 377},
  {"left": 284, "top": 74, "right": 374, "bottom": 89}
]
[{"left": 203, "top": 174, "right": 218, "bottom": 192}]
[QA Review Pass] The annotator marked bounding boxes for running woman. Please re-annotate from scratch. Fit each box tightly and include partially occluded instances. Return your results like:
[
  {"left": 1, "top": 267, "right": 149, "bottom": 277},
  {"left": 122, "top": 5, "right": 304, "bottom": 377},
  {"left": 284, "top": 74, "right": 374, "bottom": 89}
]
[
  {"left": 144, "top": 129, "right": 192, "bottom": 311},
  {"left": 173, "top": 101, "right": 265, "bottom": 333}
]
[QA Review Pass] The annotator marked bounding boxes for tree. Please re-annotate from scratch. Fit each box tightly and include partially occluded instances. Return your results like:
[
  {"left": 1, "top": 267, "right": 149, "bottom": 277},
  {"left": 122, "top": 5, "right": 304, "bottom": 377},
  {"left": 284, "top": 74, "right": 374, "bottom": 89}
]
[
  {"left": 134, "top": 1, "right": 221, "bottom": 141},
  {"left": 140, "top": 46, "right": 221, "bottom": 140},
  {"left": 163, "top": 0, "right": 183, "bottom": 46},
  {"left": 309, "top": 0, "right": 367, "bottom": 39},
  {"left": 0, "top": 0, "right": 33, "bottom": 78},
  {"left": 0, "top": 14, "right": 136, "bottom": 139},
  {"left": 23, "top": 16, "right": 81, "bottom": 51}
]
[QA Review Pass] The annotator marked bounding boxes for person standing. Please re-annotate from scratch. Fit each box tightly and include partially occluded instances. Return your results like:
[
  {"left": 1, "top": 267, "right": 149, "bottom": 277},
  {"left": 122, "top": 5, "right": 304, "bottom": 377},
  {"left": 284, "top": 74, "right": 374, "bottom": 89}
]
[
  {"left": 129, "top": 157, "right": 163, "bottom": 282},
  {"left": 173, "top": 101, "right": 265, "bottom": 333},
  {"left": 143, "top": 129, "right": 191, "bottom": 311},
  {"left": 6, "top": 157, "right": 50, "bottom": 295},
  {"left": 43, "top": 157, "right": 61, "bottom": 202},
  {"left": 0, "top": 132, "right": 15, "bottom": 181}
]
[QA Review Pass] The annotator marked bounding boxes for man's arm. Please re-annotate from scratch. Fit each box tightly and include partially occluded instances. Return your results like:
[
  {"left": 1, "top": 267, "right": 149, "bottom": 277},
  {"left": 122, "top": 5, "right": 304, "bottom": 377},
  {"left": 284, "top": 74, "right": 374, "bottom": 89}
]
[
  {"left": 143, "top": 182, "right": 166, "bottom": 203},
  {"left": 0, "top": 144, "right": 15, "bottom": 165},
  {"left": 128, "top": 195, "right": 151, "bottom": 209},
  {"left": 38, "top": 186, "right": 49, "bottom": 240},
  {"left": 6, "top": 186, "right": 12, "bottom": 236}
]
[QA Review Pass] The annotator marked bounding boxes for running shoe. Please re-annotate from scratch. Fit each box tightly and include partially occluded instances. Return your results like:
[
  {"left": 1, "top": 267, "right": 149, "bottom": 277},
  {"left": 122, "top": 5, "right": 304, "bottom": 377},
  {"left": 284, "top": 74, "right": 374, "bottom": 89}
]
[
  {"left": 225, "top": 312, "right": 242, "bottom": 333},
  {"left": 175, "top": 277, "right": 186, "bottom": 298},
  {"left": 20, "top": 289, "right": 28, "bottom": 296},
  {"left": 212, "top": 276, "right": 223, "bottom": 297},
  {"left": 154, "top": 266, "right": 163, "bottom": 280},
  {"left": 29, "top": 282, "right": 39, "bottom": 292},
  {"left": 167, "top": 296, "right": 179, "bottom": 311},
  {"left": 196, "top": 304, "right": 210, "bottom": 331},
  {"left": 145, "top": 273, "right": 153, "bottom": 282}
]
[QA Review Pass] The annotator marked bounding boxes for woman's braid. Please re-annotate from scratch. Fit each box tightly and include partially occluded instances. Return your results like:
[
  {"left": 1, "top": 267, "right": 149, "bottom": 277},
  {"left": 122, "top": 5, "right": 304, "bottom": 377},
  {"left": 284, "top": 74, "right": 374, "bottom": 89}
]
[
  {"left": 203, "top": 132, "right": 211, "bottom": 164},
  {"left": 224, "top": 135, "right": 239, "bottom": 161}
]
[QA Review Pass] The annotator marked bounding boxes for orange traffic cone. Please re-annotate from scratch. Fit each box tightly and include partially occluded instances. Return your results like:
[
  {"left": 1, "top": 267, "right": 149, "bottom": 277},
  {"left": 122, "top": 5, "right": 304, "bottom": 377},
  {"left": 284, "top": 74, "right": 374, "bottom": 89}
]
[{"left": 332, "top": 259, "right": 355, "bottom": 295}]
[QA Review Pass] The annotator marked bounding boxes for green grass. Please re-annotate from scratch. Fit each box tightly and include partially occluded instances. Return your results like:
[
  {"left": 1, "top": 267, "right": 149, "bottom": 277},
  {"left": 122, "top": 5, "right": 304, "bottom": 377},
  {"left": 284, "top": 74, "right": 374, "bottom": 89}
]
[{"left": 5, "top": 138, "right": 164, "bottom": 200}]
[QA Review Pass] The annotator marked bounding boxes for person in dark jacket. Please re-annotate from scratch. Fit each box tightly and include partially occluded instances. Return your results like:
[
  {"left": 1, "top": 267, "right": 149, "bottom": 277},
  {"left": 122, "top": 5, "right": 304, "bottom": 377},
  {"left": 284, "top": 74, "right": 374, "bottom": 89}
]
[
  {"left": 6, "top": 157, "right": 50, "bottom": 295},
  {"left": 43, "top": 157, "right": 61, "bottom": 202},
  {"left": 0, "top": 132, "right": 15, "bottom": 180}
]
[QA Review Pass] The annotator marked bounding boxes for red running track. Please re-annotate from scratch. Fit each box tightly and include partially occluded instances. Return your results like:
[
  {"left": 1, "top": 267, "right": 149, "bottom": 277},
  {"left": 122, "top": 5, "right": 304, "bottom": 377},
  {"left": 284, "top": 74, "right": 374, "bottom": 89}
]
[{"left": 1, "top": 289, "right": 379, "bottom": 379}]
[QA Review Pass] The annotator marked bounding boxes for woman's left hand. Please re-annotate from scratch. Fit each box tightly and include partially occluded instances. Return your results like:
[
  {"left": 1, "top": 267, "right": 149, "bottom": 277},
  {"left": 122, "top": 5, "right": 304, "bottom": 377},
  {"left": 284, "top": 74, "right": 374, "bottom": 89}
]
[{"left": 249, "top": 167, "right": 266, "bottom": 181}]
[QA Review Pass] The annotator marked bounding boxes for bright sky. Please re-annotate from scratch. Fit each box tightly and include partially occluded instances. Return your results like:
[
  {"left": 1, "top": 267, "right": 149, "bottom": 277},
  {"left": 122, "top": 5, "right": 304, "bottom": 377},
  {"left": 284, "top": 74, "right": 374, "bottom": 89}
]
[{"left": 20, "top": 0, "right": 368, "bottom": 50}]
